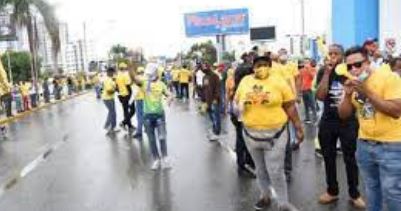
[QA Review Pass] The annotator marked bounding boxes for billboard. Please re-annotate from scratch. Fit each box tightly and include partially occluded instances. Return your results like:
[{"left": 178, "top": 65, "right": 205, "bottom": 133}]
[
  {"left": 250, "top": 27, "right": 276, "bottom": 41},
  {"left": 184, "top": 8, "right": 249, "bottom": 37},
  {"left": 0, "top": 12, "right": 16, "bottom": 41}
]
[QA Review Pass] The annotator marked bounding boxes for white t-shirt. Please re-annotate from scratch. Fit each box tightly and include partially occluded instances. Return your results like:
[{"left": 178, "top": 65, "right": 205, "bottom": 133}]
[{"left": 195, "top": 70, "right": 205, "bottom": 86}]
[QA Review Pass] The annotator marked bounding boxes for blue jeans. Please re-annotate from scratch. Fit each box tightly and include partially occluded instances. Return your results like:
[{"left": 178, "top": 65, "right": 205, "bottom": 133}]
[
  {"left": 356, "top": 140, "right": 401, "bottom": 211},
  {"left": 135, "top": 100, "right": 144, "bottom": 135},
  {"left": 208, "top": 103, "right": 221, "bottom": 135},
  {"left": 144, "top": 113, "right": 167, "bottom": 159},
  {"left": 104, "top": 99, "right": 116, "bottom": 129},
  {"left": 95, "top": 85, "right": 101, "bottom": 99}
]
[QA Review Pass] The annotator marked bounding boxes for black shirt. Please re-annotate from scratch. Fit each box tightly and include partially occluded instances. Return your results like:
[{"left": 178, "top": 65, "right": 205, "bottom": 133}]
[
  {"left": 316, "top": 66, "right": 357, "bottom": 123},
  {"left": 234, "top": 63, "right": 253, "bottom": 92}
]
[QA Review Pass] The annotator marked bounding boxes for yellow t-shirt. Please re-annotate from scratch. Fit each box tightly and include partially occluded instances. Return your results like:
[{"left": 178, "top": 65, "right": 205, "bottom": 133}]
[
  {"left": 352, "top": 70, "right": 401, "bottom": 142},
  {"left": 274, "top": 62, "right": 299, "bottom": 94},
  {"left": 235, "top": 74, "right": 295, "bottom": 130},
  {"left": 172, "top": 69, "right": 180, "bottom": 82},
  {"left": 20, "top": 84, "right": 30, "bottom": 96},
  {"left": 179, "top": 69, "right": 191, "bottom": 84},
  {"left": 102, "top": 78, "right": 116, "bottom": 100},
  {"left": 115, "top": 72, "right": 131, "bottom": 96},
  {"left": 134, "top": 75, "right": 145, "bottom": 100}
]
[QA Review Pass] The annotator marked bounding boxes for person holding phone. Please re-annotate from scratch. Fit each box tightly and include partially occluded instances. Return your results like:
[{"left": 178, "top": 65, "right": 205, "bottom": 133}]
[{"left": 339, "top": 46, "right": 401, "bottom": 211}]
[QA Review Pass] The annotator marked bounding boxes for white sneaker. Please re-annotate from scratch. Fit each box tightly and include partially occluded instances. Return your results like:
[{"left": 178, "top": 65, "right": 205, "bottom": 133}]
[
  {"left": 161, "top": 157, "right": 172, "bottom": 169},
  {"left": 151, "top": 160, "right": 161, "bottom": 170}
]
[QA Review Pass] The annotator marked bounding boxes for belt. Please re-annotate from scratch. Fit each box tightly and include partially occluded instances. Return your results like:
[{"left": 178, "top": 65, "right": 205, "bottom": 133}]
[
  {"left": 359, "top": 139, "right": 382, "bottom": 145},
  {"left": 243, "top": 126, "right": 286, "bottom": 144}
]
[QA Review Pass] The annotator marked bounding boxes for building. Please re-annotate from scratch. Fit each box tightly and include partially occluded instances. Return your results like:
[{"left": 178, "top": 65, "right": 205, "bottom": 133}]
[
  {"left": 332, "top": 0, "right": 400, "bottom": 55},
  {"left": 37, "top": 21, "right": 96, "bottom": 74}
]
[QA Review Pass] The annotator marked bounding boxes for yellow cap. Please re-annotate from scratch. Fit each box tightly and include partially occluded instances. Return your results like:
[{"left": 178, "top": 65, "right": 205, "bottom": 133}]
[
  {"left": 119, "top": 62, "right": 128, "bottom": 69},
  {"left": 137, "top": 66, "right": 145, "bottom": 73}
]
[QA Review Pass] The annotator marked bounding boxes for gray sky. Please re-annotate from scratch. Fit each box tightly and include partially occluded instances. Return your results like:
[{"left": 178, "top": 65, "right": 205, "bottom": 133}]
[{"left": 49, "top": 0, "right": 331, "bottom": 58}]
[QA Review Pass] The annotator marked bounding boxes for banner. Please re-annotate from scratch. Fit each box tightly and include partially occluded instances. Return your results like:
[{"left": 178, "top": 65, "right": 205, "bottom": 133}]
[{"left": 184, "top": 8, "right": 249, "bottom": 37}]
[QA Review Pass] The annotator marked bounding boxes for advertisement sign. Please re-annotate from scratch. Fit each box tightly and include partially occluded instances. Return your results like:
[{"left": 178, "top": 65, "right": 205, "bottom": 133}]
[
  {"left": 250, "top": 26, "right": 276, "bottom": 41},
  {"left": 184, "top": 8, "right": 249, "bottom": 37},
  {"left": 0, "top": 12, "right": 16, "bottom": 41}
]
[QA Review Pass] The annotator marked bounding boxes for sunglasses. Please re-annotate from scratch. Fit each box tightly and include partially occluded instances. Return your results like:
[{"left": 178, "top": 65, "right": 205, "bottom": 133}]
[{"left": 347, "top": 61, "right": 365, "bottom": 70}]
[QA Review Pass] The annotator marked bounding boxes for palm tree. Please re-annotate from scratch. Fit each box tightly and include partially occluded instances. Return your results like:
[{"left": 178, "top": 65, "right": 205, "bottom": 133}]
[{"left": 0, "top": 0, "right": 60, "bottom": 89}]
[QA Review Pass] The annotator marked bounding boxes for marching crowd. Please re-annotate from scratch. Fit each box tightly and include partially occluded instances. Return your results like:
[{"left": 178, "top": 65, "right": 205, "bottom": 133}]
[{"left": 99, "top": 38, "right": 401, "bottom": 211}]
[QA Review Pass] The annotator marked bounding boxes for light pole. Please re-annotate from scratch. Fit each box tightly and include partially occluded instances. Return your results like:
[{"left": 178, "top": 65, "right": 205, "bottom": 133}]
[{"left": 300, "top": 0, "right": 305, "bottom": 56}]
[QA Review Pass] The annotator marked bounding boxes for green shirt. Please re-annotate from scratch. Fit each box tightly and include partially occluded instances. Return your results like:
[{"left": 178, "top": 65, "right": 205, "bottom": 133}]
[{"left": 143, "top": 80, "right": 167, "bottom": 114}]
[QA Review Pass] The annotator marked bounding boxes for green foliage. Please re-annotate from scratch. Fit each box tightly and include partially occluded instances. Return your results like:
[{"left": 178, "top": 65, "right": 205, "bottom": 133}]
[
  {"left": 1, "top": 51, "right": 32, "bottom": 83},
  {"left": 110, "top": 44, "right": 128, "bottom": 61},
  {"left": 222, "top": 51, "right": 236, "bottom": 63},
  {"left": 185, "top": 40, "right": 217, "bottom": 65}
]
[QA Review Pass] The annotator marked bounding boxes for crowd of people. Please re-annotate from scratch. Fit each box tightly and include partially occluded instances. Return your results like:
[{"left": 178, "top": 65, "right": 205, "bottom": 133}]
[
  {"left": 99, "top": 38, "right": 401, "bottom": 211},
  {"left": 0, "top": 72, "right": 95, "bottom": 120}
]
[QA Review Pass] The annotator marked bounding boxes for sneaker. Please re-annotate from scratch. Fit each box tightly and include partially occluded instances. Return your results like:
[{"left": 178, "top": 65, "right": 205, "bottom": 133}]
[
  {"left": 119, "top": 122, "right": 127, "bottom": 131},
  {"left": 315, "top": 149, "right": 323, "bottom": 158},
  {"left": 132, "top": 133, "right": 142, "bottom": 139},
  {"left": 208, "top": 134, "right": 219, "bottom": 141},
  {"left": 151, "top": 160, "right": 161, "bottom": 170},
  {"left": 350, "top": 197, "right": 366, "bottom": 209},
  {"left": 254, "top": 197, "right": 271, "bottom": 210},
  {"left": 237, "top": 167, "right": 256, "bottom": 178},
  {"left": 318, "top": 192, "right": 339, "bottom": 204},
  {"left": 161, "top": 157, "right": 172, "bottom": 169}
]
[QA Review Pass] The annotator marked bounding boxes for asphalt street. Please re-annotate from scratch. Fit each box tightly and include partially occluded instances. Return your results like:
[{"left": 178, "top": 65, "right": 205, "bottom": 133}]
[{"left": 0, "top": 93, "right": 365, "bottom": 211}]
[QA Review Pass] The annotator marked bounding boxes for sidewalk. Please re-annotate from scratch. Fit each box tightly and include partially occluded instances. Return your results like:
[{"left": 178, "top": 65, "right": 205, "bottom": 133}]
[{"left": 0, "top": 91, "right": 90, "bottom": 125}]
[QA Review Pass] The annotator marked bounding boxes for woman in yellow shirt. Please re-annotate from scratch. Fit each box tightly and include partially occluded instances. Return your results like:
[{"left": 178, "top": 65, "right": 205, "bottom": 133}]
[
  {"left": 234, "top": 56, "right": 304, "bottom": 211},
  {"left": 102, "top": 67, "right": 119, "bottom": 134}
]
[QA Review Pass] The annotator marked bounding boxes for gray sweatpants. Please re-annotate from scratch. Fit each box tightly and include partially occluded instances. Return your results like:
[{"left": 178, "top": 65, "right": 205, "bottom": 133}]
[{"left": 243, "top": 127, "right": 290, "bottom": 206}]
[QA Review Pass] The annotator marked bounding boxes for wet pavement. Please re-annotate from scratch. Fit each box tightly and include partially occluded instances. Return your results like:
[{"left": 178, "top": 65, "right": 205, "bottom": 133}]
[{"left": 0, "top": 93, "right": 365, "bottom": 211}]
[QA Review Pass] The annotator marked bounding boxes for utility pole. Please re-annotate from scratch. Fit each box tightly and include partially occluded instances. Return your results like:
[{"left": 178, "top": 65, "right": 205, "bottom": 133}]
[
  {"left": 300, "top": 0, "right": 305, "bottom": 56},
  {"left": 83, "top": 22, "right": 88, "bottom": 72}
]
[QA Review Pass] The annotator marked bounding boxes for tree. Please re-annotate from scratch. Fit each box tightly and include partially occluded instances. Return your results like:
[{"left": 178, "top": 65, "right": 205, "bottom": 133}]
[
  {"left": 109, "top": 44, "right": 128, "bottom": 62},
  {"left": 0, "top": 0, "right": 61, "bottom": 89},
  {"left": 1, "top": 51, "right": 40, "bottom": 83},
  {"left": 185, "top": 40, "right": 217, "bottom": 65},
  {"left": 222, "top": 51, "right": 236, "bottom": 63}
]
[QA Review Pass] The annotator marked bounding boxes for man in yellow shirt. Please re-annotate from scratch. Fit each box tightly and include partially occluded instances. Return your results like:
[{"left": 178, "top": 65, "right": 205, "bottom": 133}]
[
  {"left": 171, "top": 66, "right": 180, "bottom": 98},
  {"left": 179, "top": 65, "right": 191, "bottom": 101},
  {"left": 339, "top": 46, "right": 401, "bottom": 211},
  {"left": 102, "top": 67, "right": 119, "bottom": 134},
  {"left": 115, "top": 63, "right": 134, "bottom": 132}
]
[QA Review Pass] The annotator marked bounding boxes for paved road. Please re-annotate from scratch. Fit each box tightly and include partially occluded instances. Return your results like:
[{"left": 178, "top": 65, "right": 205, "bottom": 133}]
[{"left": 0, "top": 93, "right": 364, "bottom": 211}]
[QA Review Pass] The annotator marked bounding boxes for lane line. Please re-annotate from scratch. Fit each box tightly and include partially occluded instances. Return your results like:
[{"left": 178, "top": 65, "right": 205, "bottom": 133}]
[{"left": 0, "top": 134, "right": 70, "bottom": 198}]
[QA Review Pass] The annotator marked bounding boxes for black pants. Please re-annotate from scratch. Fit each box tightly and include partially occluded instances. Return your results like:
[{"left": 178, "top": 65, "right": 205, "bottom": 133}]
[
  {"left": 284, "top": 125, "right": 292, "bottom": 175},
  {"left": 180, "top": 83, "right": 189, "bottom": 99},
  {"left": 318, "top": 120, "right": 360, "bottom": 199},
  {"left": 1, "top": 93, "right": 12, "bottom": 117},
  {"left": 173, "top": 81, "right": 180, "bottom": 98},
  {"left": 118, "top": 95, "right": 133, "bottom": 128},
  {"left": 302, "top": 90, "right": 317, "bottom": 121},
  {"left": 128, "top": 100, "right": 136, "bottom": 126},
  {"left": 231, "top": 114, "right": 254, "bottom": 169}
]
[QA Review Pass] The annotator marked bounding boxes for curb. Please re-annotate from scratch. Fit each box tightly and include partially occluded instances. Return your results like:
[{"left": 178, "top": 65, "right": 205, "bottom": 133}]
[{"left": 0, "top": 91, "right": 90, "bottom": 125}]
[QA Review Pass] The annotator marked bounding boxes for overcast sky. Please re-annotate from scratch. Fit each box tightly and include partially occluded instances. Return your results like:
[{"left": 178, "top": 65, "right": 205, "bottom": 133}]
[{"left": 48, "top": 0, "right": 331, "bottom": 58}]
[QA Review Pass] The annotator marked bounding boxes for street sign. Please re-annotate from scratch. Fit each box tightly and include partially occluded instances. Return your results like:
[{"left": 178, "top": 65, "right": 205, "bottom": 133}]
[
  {"left": 250, "top": 26, "right": 276, "bottom": 41},
  {"left": 184, "top": 8, "right": 249, "bottom": 37},
  {"left": 0, "top": 12, "right": 16, "bottom": 41}
]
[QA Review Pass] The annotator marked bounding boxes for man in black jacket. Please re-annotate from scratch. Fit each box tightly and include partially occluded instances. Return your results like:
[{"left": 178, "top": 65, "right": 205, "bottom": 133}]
[{"left": 232, "top": 52, "right": 256, "bottom": 177}]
